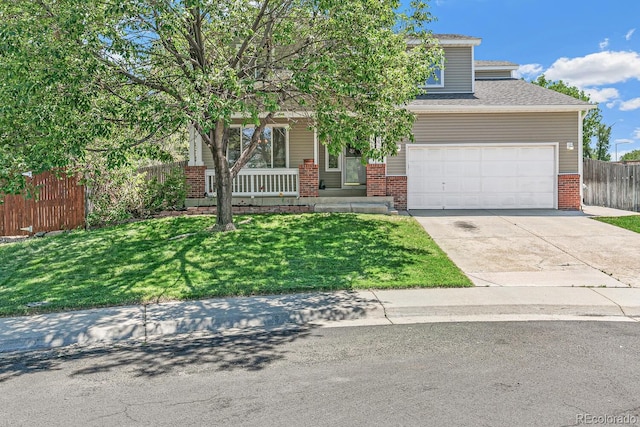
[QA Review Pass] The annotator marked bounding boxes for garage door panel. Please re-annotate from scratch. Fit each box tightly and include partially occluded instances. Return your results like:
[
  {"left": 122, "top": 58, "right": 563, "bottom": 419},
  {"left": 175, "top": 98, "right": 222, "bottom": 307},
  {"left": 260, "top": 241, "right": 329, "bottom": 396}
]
[
  {"left": 462, "top": 163, "right": 482, "bottom": 177},
  {"left": 460, "top": 179, "right": 482, "bottom": 192},
  {"left": 520, "top": 147, "right": 553, "bottom": 161},
  {"left": 483, "top": 177, "right": 518, "bottom": 192},
  {"left": 407, "top": 145, "right": 557, "bottom": 210},
  {"left": 517, "top": 176, "right": 555, "bottom": 192},
  {"left": 462, "top": 149, "right": 482, "bottom": 161},
  {"left": 518, "top": 161, "right": 555, "bottom": 176},
  {"left": 482, "top": 161, "right": 517, "bottom": 177},
  {"left": 517, "top": 193, "right": 555, "bottom": 207}
]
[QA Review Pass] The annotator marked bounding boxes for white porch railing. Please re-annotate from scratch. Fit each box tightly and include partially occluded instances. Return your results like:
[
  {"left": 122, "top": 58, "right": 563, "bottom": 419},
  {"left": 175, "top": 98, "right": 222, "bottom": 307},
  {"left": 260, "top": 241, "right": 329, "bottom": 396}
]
[{"left": 205, "top": 168, "right": 299, "bottom": 197}]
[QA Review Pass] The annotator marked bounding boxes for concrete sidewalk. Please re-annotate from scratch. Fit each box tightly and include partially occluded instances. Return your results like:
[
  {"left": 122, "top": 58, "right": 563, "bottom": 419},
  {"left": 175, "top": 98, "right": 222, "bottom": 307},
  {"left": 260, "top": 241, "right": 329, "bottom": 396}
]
[{"left": 1, "top": 287, "right": 639, "bottom": 353}]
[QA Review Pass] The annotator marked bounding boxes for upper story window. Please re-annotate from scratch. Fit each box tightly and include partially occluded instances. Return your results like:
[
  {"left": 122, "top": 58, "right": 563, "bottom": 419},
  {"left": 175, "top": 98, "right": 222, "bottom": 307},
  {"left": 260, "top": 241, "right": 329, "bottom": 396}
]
[
  {"left": 424, "top": 64, "right": 444, "bottom": 88},
  {"left": 227, "top": 125, "right": 289, "bottom": 168}
]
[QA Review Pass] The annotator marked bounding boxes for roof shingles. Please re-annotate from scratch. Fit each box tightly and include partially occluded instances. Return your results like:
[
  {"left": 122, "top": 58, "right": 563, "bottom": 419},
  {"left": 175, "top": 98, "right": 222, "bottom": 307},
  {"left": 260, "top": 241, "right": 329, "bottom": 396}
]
[{"left": 410, "top": 79, "right": 593, "bottom": 108}]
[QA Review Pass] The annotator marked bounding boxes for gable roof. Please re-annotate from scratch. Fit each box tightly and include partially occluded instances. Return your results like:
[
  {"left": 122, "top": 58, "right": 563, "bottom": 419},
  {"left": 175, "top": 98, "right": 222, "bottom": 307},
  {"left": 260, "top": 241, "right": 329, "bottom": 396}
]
[
  {"left": 475, "top": 60, "right": 519, "bottom": 70},
  {"left": 408, "top": 34, "right": 482, "bottom": 47},
  {"left": 408, "top": 79, "right": 595, "bottom": 113},
  {"left": 434, "top": 34, "right": 482, "bottom": 45}
]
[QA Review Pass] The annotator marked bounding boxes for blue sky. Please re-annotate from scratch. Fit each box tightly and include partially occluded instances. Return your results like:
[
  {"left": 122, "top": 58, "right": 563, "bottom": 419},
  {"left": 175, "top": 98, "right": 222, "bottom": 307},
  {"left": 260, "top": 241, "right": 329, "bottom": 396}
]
[{"left": 405, "top": 0, "right": 640, "bottom": 160}]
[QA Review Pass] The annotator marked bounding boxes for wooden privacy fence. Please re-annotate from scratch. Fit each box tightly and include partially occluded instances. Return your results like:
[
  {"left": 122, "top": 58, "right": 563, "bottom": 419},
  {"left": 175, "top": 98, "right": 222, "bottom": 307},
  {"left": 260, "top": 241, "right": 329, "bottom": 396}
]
[
  {"left": 583, "top": 158, "right": 639, "bottom": 212},
  {"left": 0, "top": 171, "right": 85, "bottom": 236},
  {"left": 138, "top": 160, "right": 187, "bottom": 184}
]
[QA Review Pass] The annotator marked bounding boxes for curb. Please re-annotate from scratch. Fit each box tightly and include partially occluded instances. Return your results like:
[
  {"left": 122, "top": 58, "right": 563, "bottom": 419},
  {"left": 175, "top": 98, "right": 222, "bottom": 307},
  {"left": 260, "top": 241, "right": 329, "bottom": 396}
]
[{"left": 1, "top": 288, "right": 638, "bottom": 354}]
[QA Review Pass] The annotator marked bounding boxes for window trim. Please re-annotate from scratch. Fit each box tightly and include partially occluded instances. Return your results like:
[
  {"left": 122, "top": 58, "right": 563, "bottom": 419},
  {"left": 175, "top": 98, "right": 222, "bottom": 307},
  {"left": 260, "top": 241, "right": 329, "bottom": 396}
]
[
  {"left": 422, "top": 60, "right": 445, "bottom": 88},
  {"left": 325, "top": 146, "right": 342, "bottom": 172},
  {"left": 227, "top": 124, "right": 290, "bottom": 169}
]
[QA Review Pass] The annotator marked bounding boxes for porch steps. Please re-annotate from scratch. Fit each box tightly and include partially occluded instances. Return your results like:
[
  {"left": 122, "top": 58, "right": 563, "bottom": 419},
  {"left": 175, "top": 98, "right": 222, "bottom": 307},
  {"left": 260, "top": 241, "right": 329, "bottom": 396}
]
[{"left": 314, "top": 203, "right": 390, "bottom": 215}]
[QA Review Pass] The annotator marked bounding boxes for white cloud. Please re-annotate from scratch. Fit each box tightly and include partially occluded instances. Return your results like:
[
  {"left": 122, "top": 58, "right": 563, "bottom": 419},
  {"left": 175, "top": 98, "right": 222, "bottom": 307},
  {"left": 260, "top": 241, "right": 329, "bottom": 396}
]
[
  {"left": 606, "top": 101, "right": 618, "bottom": 109},
  {"left": 545, "top": 51, "right": 640, "bottom": 87},
  {"left": 599, "top": 38, "right": 609, "bottom": 49},
  {"left": 620, "top": 97, "right": 640, "bottom": 111},
  {"left": 626, "top": 29, "right": 636, "bottom": 41},
  {"left": 514, "top": 63, "right": 543, "bottom": 79},
  {"left": 584, "top": 87, "right": 619, "bottom": 103},
  {"left": 634, "top": 128, "right": 640, "bottom": 140}
]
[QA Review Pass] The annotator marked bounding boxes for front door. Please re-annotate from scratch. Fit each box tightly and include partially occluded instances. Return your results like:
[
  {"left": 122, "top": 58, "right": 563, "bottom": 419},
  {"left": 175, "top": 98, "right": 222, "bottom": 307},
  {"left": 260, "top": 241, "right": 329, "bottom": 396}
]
[{"left": 343, "top": 146, "right": 367, "bottom": 187}]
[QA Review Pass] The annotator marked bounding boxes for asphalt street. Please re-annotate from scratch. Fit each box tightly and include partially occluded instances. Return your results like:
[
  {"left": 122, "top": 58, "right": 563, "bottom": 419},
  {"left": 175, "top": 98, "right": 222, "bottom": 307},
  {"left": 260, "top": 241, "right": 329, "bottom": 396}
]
[{"left": 1, "top": 322, "right": 639, "bottom": 427}]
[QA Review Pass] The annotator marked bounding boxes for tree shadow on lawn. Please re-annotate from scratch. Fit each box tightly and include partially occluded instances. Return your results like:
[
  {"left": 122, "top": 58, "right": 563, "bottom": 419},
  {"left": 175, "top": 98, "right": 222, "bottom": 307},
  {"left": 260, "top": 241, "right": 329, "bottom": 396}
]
[
  {"left": 1, "top": 214, "right": 441, "bottom": 314},
  {"left": 0, "top": 290, "right": 380, "bottom": 382}
]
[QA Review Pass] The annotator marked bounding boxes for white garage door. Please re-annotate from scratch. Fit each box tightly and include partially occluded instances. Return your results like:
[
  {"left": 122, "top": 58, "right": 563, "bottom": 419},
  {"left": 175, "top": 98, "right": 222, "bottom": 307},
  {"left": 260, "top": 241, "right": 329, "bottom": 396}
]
[{"left": 407, "top": 145, "right": 556, "bottom": 209}]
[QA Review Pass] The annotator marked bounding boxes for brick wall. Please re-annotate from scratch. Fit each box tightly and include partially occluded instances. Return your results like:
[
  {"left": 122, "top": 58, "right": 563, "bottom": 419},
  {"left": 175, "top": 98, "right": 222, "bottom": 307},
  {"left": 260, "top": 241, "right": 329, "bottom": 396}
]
[
  {"left": 185, "top": 165, "right": 206, "bottom": 198},
  {"left": 558, "top": 174, "right": 581, "bottom": 210},
  {"left": 298, "top": 163, "right": 319, "bottom": 197},
  {"left": 386, "top": 176, "right": 407, "bottom": 210},
  {"left": 366, "top": 164, "right": 387, "bottom": 197}
]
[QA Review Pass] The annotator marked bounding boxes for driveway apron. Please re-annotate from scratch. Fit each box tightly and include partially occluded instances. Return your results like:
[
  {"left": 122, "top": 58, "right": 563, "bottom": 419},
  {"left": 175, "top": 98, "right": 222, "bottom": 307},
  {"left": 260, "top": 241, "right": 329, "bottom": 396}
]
[{"left": 410, "top": 209, "right": 640, "bottom": 288}]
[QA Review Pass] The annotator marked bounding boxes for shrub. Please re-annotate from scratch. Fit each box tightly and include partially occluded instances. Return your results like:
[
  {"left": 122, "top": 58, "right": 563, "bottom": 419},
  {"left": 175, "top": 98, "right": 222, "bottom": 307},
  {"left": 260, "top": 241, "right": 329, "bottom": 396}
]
[{"left": 86, "top": 164, "right": 187, "bottom": 227}]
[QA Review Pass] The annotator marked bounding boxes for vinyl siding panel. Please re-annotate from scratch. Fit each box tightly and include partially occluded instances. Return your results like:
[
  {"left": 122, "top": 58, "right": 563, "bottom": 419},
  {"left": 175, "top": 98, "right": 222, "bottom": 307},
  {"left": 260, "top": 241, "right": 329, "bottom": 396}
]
[
  {"left": 475, "top": 70, "right": 513, "bottom": 79},
  {"left": 203, "top": 140, "right": 214, "bottom": 169},
  {"left": 319, "top": 145, "right": 342, "bottom": 188},
  {"left": 427, "top": 47, "right": 473, "bottom": 94},
  {"left": 387, "top": 112, "right": 580, "bottom": 175},
  {"left": 288, "top": 120, "right": 314, "bottom": 166}
]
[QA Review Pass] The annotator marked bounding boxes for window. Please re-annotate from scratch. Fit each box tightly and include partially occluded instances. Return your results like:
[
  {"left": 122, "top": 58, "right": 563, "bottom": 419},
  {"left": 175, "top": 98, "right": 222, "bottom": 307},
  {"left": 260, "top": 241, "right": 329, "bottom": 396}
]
[
  {"left": 227, "top": 126, "right": 288, "bottom": 168},
  {"left": 325, "top": 146, "right": 341, "bottom": 172},
  {"left": 424, "top": 63, "right": 444, "bottom": 88}
]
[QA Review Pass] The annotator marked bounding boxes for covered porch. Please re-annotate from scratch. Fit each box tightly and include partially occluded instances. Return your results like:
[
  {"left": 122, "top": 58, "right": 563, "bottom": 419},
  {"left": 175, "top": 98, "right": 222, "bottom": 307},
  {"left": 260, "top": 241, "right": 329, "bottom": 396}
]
[{"left": 185, "top": 120, "right": 407, "bottom": 210}]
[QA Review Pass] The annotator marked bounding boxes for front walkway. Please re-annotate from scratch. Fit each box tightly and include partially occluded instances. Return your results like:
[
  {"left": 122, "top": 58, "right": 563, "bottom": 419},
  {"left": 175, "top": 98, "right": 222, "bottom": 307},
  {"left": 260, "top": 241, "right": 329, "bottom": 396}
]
[{"left": 410, "top": 206, "right": 640, "bottom": 288}]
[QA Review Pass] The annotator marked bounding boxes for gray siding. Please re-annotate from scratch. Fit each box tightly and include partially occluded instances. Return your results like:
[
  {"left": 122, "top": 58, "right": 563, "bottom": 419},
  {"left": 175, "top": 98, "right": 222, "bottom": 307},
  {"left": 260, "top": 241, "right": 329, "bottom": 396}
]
[
  {"left": 203, "top": 139, "right": 214, "bottom": 169},
  {"left": 288, "top": 120, "right": 314, "bottom": 166},
  {"left": 319, "top": 145, "right": 342, "bottom": 188},
  {"left": 475, "top": 70, "right": 513, "bottom": 79},
  {"left": 428, "top": 46, "right": 473, "bottom": 94},
  {"left": 387, "top": 112, "right": 580, "bottom": 175}
]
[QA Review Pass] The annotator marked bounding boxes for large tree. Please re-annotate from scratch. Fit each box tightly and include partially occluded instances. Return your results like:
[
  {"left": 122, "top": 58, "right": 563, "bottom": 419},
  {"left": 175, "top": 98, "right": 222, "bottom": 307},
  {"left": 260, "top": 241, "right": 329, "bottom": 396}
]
[
  {"left": 533, "top": 75, "right": 611, "bottom": 161},
  {"left": 0, "top": 0, "right": 442, "bottom": 230},
  {"left": 620, "top": 149, "right": 640, "bottom": 162}
]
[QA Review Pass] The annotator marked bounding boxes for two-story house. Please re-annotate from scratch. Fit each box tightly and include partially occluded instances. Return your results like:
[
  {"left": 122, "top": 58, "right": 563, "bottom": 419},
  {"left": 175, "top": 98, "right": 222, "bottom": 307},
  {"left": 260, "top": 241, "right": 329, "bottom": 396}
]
[{"left": 185, "top": 34, "right": 593, "bottom": 212}]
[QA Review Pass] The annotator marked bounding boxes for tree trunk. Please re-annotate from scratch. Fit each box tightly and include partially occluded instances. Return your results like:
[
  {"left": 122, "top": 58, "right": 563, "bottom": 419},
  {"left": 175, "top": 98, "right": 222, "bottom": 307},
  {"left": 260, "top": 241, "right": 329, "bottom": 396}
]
[
  {"left": 211, "top": 123, "right": 236, "bottom": 231},
  {"left": 215, "top": 166, "right": 235, "bottom": 231}
]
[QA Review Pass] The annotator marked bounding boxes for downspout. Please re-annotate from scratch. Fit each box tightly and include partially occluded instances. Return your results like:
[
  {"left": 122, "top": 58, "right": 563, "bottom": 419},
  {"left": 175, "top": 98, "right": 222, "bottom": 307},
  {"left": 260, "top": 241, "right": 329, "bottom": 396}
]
[{"left": 578, "top": 110, "right": 586, "bottom": 210}]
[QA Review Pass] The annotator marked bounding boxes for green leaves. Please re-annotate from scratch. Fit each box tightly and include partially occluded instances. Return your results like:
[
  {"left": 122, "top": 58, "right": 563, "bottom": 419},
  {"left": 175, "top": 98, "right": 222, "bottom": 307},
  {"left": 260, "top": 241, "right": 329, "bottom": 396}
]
[{"left": 0, "top": 0, "right": 442, "bottom": 208}]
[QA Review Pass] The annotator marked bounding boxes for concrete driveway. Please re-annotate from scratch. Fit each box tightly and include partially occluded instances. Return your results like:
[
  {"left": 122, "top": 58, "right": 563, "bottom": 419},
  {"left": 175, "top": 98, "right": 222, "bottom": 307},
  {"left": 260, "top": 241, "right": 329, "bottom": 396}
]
[{"left": 411, "top": 206, "right": 640, "bottom": 288}]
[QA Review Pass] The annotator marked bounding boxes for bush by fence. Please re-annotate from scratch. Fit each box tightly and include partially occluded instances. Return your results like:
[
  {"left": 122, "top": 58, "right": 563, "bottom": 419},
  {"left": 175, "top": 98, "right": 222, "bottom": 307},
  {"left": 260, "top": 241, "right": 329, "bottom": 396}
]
[{"left": 86, "top": 161, "right": 187, "bottom": 227}]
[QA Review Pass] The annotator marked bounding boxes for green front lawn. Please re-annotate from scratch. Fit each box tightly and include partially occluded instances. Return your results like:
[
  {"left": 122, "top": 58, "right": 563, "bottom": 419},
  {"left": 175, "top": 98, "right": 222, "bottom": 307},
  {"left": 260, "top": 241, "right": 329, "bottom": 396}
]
[
  {"left": 594, "top": 215, "right": 640, "bottom": 233},
  {"left": 0, "top": 213, "right": 471, "bottom": 316}
]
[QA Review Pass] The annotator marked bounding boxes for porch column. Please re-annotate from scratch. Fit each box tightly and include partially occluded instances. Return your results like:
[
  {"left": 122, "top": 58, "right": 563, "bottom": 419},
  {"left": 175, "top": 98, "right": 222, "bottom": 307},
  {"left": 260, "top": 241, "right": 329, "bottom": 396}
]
[
  {"left": 299, "top": 162, "right": 319, "bottom": 197},
  {"left": 366, "top": 164, "right": 386, "bottom": 197},
  {"left": 558, "top": 174, "right": 581, "bottom": 210},
  {"left": 386, "top": 175, "right": 407, "bottom": 210},
  {"left": 185, "top": 165, "right": 206, "bottom": 198}
]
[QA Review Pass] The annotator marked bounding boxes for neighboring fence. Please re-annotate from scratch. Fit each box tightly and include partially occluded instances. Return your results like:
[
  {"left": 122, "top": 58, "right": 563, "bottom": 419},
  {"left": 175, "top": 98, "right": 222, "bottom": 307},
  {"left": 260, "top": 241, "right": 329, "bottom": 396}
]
[
  {"left": 138, "top": 160, "right": 188, "bottom": 184},
  {"left": 0, "top": 171, "right": 85, "bottom": 236},
  {"left": 583, "top": 158, "right": 639, "bottom": 212}
]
